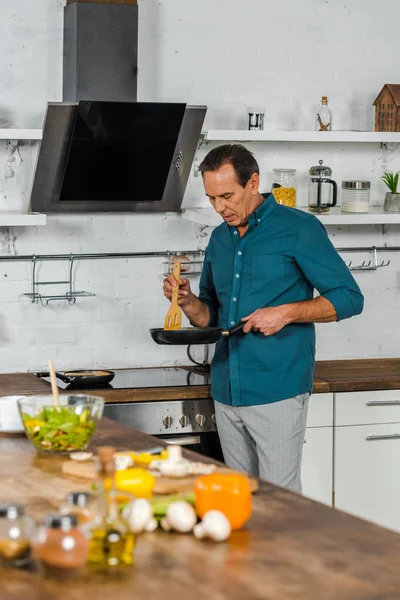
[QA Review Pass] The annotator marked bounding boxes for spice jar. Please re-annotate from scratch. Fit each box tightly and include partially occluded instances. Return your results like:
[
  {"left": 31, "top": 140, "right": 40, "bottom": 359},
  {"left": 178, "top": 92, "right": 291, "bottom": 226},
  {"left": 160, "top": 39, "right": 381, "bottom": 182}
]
[
  {"left": 60, "top": 492, "right": 98, "bottom": 527},
  {"left": 341, "top": 181, "right": 371, "bottom": 213},
  {"left": 272, "top": 169, "right": 297, "bottom": 207},
  {"left": 32, "top": 514, "right": 89, "bottom": 579},
  {"left": 194, "top": 473, "right": 252, "bottom": 531},
  {"left": 0, "top": 503, "right": 35, "bottom": 567}
]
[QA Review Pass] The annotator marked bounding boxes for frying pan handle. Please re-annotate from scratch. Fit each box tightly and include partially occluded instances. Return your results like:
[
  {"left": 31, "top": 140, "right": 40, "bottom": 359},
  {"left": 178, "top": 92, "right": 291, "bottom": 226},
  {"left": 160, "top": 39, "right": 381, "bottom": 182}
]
[
  {"left": 227, "top": 322, "right": 245, "bottom": 336},
  {"left": 37, "top": 371, "right": 71, "bottom": 384}
]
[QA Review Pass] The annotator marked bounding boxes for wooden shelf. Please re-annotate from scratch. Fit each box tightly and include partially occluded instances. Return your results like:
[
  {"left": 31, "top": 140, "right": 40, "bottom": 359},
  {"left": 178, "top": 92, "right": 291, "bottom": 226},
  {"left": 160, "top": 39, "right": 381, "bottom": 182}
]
[
  {"left": 0, "top": 129, "right": 42, "bottom": 140},
  {"left": 203, "top": 130, "right": 400, "bottom": 143},
  {"left": 182, "top": 206, "right": 400, "bottom": 227}
]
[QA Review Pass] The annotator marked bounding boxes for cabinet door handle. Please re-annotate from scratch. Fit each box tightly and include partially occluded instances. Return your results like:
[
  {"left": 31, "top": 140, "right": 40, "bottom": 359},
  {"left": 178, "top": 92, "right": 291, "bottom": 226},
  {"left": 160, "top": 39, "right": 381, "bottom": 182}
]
[
  {"left": 367, "top": 433, "right": 400, "bottom": 441},
  {"left": 367, "top": 400, "right": 400, "bottom": 406}
]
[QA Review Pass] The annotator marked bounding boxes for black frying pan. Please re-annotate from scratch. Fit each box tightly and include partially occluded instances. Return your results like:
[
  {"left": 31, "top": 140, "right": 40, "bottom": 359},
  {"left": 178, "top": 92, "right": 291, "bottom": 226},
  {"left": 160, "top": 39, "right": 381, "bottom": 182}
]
[
  {"left": 37, "top": 370, "right": 115, "bottom": 388},
  {"left": 150, "top": 322, "right": 245, "bottom": 346}
]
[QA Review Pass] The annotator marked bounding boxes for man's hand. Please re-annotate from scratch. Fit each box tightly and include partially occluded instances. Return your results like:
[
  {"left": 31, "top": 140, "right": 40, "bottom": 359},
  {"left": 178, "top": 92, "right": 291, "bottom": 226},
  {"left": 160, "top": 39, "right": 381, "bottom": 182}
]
[
  {"left": 163, "top": 274, "right": 194, "bottom": 307},
  {"left": 242, "top": 306, "right": 290, "bottom": 336}
]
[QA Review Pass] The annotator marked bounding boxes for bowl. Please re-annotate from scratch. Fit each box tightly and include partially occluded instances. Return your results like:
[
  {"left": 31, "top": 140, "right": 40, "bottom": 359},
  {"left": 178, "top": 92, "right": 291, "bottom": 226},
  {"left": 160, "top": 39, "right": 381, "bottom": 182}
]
[{"left": 17, "top": 394, "right": 104, "bottom": 454}]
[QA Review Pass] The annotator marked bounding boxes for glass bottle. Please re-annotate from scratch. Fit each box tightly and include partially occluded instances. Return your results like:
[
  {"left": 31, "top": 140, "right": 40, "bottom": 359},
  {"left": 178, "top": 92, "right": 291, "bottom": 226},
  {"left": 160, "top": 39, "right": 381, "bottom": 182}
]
[
  {"left": 88, "top": 446, "right": 135, "bottom": 568},
  {"left": 60, "top": 492, "right": 98, "bottom": 527},
  {"left": 0, "top": 503, "right": 35, "bottom": 567},
  {"left": 32, "top": 514, "right": 89, "bottom": 579},
  {"left": 315, "top": 96, "right": 332, "bottom": 131}
]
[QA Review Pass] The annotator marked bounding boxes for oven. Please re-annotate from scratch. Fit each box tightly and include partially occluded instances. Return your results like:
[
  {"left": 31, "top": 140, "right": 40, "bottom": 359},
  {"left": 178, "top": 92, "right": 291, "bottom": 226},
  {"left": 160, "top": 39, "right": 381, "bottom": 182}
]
[{"left": 103, "top": 398, "right": 223, "bottom": 462}]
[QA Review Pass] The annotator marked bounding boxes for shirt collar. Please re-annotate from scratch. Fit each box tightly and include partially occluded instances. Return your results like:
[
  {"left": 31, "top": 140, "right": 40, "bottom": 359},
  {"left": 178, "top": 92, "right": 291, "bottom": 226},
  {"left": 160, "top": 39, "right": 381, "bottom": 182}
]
[{"left": 247, "top": 193, "right": 277, "bottom": 229}]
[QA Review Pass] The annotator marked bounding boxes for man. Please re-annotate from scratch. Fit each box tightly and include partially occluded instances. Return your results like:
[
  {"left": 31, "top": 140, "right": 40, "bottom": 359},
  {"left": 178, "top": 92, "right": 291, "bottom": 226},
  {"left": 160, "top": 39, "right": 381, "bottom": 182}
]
[{"left": 163, "top": 144, "right": 363, "bottom": 492}]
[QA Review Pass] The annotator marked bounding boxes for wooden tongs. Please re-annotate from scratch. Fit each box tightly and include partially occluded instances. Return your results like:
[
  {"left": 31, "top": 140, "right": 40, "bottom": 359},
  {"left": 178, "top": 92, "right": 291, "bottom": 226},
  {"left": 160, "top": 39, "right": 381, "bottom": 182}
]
[{"left": 164, "top": 261, "right": 182, "bottom": 330}]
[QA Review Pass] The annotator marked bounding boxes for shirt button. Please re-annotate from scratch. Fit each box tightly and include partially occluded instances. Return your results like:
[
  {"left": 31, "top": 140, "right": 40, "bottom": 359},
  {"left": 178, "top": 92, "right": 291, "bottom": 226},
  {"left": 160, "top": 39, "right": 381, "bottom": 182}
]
[
  {"left": 233, "top": 298, "right": 237, "bottom": 302},
  {"left": 257, "top": 218, "right": 261, "bottom": 223},
  {"left": 230, "top": 321, "right": 235, "bottom": 325},
  {"left": 237, "top": 251, "right": 242, "bottom": 256},
  {"left": 235, "top": 274, "right": 240, "bottom": 278},
  {"left": 233, "top": 231, "right": 238, "bottom": 235}
]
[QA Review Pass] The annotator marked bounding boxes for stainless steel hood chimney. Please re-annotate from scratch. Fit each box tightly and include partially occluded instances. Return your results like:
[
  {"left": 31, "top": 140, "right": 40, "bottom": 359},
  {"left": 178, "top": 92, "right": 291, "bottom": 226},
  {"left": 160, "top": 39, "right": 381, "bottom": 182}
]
[{"left": 30, "top": 0, "right": 206, "bottom": 214}]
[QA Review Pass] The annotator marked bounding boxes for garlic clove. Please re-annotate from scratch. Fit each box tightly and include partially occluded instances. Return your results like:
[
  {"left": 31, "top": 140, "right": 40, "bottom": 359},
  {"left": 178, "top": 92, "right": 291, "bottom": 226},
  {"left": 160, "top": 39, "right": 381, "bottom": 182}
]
[{"left": 70, "top": 452, "right": 93, "bottom": 462}]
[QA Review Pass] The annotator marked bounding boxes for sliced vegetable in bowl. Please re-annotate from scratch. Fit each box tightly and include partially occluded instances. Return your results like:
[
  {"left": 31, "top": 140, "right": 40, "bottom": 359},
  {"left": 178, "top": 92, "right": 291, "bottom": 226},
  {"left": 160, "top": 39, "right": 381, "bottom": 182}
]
[{"left": 18, "top": 395, "right": 104, "bottom": 454}]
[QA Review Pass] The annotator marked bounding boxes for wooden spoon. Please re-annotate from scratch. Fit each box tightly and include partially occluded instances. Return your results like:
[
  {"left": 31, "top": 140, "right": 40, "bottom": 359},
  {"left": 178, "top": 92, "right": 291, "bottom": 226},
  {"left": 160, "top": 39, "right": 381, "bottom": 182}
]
[
  {"left": 48, "top": 359, "right": 60, "bottom": 411},
  {"left": 164, "top": 261, "right": 182, "bottom": 330}
]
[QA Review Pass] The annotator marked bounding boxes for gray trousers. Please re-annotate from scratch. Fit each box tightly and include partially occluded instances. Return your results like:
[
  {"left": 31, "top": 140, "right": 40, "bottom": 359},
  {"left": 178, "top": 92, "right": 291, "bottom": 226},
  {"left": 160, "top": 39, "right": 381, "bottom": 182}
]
[{"left": 214, "top": 393, "right": 310, "bottom": 493}]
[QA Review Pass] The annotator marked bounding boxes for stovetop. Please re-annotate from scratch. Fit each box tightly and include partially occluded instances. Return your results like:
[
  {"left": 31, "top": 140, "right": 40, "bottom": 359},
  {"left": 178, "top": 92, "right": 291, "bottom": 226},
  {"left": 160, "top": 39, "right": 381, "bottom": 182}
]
[{"left": 36, "top": 367, "right": 211, "bottom": 391}]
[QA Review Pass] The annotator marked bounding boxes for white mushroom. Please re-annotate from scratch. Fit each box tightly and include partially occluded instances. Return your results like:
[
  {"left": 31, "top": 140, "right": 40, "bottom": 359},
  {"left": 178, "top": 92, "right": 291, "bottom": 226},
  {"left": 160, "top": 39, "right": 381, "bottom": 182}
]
[
  {"left": 160, "top": 501, "right": 197, "bottom": 533},
  {"left": 193, "top": 510, "right": 232, "bottom": 542},
  {"left": 123, "top": 499, "right": 157, "bottom": 534}
]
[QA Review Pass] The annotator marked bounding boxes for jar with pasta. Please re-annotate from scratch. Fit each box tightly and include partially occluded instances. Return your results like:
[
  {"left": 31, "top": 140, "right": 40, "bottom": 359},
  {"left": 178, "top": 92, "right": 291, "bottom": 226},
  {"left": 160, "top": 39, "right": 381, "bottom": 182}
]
[{"left": 272, "top": 169, "right": 297, "bottom": 208}]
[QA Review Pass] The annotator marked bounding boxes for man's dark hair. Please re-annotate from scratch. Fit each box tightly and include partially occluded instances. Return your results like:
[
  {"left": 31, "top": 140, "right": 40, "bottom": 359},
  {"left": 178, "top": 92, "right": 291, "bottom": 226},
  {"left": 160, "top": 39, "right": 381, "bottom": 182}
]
[{"left": 198, "top": 144, "right": 259, "bottom": 188}]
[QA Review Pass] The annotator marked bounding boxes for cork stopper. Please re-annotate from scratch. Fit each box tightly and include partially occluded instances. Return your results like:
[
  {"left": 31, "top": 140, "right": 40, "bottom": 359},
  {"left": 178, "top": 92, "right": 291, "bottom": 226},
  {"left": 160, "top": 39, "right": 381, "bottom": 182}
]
[
  {"left": 321, "top": 96, "right": 328, "bottom": 105},
  {"left": 97, "top": 446, "right": 116, "bottom": 476}
]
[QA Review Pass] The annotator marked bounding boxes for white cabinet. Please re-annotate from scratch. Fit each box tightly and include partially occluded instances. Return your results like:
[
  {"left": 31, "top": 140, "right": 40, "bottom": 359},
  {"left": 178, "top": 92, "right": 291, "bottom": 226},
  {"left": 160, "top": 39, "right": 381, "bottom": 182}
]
[
  {"left": 301, "top": 393, "right": 334, "bottom": 506},
  {"left": 335, "top": 423, "right": 400, "bottom": 532},
  {"left": 334, "top": 390, "right": 400, "bottom": 533},
  {"left": 302, "top": 427, "right": 333, "bottom": 505}
]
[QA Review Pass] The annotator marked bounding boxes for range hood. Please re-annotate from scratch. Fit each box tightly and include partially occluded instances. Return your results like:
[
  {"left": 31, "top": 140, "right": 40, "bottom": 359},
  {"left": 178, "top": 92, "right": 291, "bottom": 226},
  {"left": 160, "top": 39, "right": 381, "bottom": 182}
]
[
  {"left": 30, "top": 101, "right": 206, "bottom": 213},
  {"left": 30, "top": 0, "right": 206, "bottom": 214}
]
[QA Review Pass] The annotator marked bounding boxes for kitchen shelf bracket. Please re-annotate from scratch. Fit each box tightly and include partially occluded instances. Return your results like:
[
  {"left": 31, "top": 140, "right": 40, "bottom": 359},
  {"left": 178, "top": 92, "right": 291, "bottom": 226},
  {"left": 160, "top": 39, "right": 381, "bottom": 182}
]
[{"left": 23, "top": 254, "right": 95, "bottom": 306}]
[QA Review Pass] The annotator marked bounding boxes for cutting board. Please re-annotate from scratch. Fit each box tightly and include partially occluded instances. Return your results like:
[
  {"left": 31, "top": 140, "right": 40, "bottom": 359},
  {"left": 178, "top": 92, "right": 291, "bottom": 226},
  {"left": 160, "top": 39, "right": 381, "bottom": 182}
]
[{"left": 61, "top": 460, "right": 259, "bottom": 494}]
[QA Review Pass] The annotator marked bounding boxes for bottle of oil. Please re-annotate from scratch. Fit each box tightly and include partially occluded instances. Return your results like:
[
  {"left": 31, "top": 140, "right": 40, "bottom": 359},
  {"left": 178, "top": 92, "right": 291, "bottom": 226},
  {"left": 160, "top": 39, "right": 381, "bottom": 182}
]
[{"left": 88, "top": 446, "right": 135, "bottom": 568}]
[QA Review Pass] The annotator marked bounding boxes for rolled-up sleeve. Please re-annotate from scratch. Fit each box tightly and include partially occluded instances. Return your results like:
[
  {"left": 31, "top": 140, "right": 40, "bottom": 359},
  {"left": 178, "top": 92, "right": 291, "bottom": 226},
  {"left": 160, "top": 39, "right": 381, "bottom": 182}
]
[
  {"left": 295, "top": 217, "right": 364, "bottom": 321},
  {"left": 198, "top": 249, "right": 220, "bottom": 327}
]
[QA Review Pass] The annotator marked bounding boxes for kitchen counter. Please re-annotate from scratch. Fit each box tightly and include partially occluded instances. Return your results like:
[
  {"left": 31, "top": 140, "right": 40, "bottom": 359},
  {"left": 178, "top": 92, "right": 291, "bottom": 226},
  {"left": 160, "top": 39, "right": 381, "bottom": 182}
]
[
  {"left": 1, "top": 359, "right": 400, "bottom": 402},
  {"left": 1, "top": 418, "right": 400, "bottom": 599}
]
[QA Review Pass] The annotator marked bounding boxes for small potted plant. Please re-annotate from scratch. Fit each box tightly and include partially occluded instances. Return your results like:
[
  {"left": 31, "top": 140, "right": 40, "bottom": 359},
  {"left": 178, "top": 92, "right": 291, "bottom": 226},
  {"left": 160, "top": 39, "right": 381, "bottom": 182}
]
[{"left": 382, "top": 171, "right": 400, "bottom": 213}]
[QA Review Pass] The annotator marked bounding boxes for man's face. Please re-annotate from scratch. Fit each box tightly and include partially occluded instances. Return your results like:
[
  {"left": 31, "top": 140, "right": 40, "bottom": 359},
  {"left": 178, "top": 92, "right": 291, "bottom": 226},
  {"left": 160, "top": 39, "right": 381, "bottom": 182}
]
[{"left": 203, "top": 163, "right": 260, "bottom": 228}]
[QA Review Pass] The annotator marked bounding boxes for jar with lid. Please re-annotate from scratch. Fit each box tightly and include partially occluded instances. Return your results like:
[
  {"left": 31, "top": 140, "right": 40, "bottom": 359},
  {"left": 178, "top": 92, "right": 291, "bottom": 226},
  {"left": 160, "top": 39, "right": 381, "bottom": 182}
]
[
  {"left": 32, "top": 514, "right": 89, "bottom": 579},
  {"left": 0, "top": 503, "right": 35, "bottom": 567},
  {"left": 341, "top": 181, "right": 370, "bottom": 213},
  {"left": 60, "top": 492, "right": 99, "bottom": 528},
  {"left": 272, "top": 169, "right": 297, "bottom": 207}
]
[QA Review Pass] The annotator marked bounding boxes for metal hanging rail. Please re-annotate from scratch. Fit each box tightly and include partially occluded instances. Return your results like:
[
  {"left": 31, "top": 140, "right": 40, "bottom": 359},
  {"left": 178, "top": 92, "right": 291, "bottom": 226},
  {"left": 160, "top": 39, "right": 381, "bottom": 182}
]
[{"left": 0, "top": 250, "right": 204, "bottom": 262}]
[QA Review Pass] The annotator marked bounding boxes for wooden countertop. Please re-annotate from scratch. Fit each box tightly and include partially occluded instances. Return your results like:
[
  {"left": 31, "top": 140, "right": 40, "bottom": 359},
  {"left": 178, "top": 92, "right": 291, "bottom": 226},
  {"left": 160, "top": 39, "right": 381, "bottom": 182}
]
[
  {"left": 1, "top": 418, "right": 400, "bottom": 599},
  {"left": 1, "top": 358, "right": 400, "bottom": 403}
]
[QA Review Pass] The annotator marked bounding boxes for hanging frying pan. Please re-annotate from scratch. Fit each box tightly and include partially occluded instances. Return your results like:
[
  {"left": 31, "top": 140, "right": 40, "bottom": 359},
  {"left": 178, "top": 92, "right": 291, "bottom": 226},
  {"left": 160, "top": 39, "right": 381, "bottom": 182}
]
[
  {"left": 150, "top": 323, "right": 245, "bottom": 346},
  {"left": 37, "top": 370, "right": 115, "bottom": 388}
]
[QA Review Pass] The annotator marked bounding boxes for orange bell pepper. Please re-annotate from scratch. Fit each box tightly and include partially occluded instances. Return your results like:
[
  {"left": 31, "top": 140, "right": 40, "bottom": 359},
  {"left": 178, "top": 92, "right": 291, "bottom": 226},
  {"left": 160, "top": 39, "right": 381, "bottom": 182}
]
[{"left": 194, "top": 473, "right": 252, "bottom": 530}]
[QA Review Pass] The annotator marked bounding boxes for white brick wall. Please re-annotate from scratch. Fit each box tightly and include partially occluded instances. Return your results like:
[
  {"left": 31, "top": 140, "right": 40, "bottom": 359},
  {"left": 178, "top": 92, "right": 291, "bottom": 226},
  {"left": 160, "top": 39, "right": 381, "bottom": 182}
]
[{"left": 0, "top": 0, "right": 398, "bottom": 373}]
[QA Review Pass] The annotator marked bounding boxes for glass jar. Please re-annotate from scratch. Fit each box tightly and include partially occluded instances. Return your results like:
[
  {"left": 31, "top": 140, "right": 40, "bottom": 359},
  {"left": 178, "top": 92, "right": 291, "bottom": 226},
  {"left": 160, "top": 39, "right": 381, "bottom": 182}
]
[
  {"left": 0, "top": 503, "right": 35, "bottom": 567},
  {"left": 60, "top": 492, "right": 99, "bottom": 527},
  {"left": 247, "top": 106, "right": 265, "bottom": 131},
  {"left": 341, "top": 181, "right": 371, "bottom": 213},
  {"left": 272, "top": 169, "right": 297, "bottom": 207},
  {"left": 194, "top": 473, "right": 252, "bottom": 531},
  {"left": 32, "top": 514, "right": 89, "bottom": 579}
]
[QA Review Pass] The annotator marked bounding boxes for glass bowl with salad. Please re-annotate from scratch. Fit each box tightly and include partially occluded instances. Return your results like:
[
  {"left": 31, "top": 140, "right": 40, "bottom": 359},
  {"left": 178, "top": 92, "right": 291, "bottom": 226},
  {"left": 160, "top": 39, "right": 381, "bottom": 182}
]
[{"left": 17, "top": 394, "right": 104, "bottom": 454}]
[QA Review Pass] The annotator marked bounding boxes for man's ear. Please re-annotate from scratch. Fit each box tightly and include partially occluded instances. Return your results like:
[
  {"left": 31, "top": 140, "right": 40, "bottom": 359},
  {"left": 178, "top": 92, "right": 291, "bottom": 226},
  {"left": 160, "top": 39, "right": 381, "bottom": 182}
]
[{"left": 249, "top": 172, "right": 260, "bottom": 194}]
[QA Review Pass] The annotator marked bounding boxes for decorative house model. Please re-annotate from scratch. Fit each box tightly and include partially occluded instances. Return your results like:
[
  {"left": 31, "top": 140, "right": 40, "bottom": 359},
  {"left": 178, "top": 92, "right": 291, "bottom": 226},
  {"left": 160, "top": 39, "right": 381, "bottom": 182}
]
[{"left": 373, "top": 84, "right": 400, "bottom": 132}]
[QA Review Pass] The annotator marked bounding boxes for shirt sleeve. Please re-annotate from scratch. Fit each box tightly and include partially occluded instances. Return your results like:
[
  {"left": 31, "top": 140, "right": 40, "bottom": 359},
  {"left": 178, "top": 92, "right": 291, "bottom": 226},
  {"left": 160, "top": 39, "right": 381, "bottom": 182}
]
[
  {"left": 197, "top": 247, "right": 220, "bottom": 327},
  {"left": 294, "top": 217, "right": 364, "bottom": 321}
]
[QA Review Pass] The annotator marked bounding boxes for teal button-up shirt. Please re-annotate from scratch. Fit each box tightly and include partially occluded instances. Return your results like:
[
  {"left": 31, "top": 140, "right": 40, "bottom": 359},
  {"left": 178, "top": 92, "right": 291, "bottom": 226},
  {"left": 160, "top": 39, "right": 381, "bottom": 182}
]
[{"left": 199, "top": 194, "right": 364, "bottom": 407}]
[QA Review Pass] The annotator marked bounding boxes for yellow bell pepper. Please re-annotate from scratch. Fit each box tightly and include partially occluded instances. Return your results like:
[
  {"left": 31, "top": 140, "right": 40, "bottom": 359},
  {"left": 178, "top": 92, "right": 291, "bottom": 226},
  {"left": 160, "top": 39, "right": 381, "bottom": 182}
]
[
  {"left": 114, "top": 468, "right": 155, "bottom": 499},
  {"left": 131, "top": 449, "right": 169, "bottom": 466}
]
